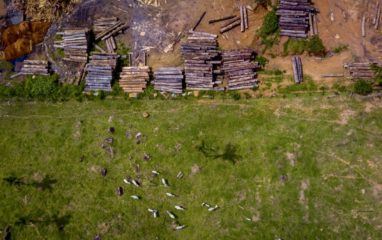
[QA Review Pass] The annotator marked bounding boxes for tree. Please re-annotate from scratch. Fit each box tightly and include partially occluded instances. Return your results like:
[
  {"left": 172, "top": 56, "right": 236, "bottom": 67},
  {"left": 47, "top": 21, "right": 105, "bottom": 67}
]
[{"left": 306, "top": 36, "right": 326, "bottom": 57}]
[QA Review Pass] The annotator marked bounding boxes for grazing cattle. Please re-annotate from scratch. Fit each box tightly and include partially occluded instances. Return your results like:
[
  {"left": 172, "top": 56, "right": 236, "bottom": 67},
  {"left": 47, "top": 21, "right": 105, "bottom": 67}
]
[
  {"left": 201, "top": 202, "right": 211, "bottom": 208},
  {"left": 244, "top": 217, "right": 252, "bottom": 221},
  {"left": 132, "top": 179, "right": 141, "bottom": 187},
  {"left": 174, "top": 205, "right": 185, "bottom": 211},
  {"left": 161, "top": 178, "right": 169, "bottom": 187},
  {"left": 175, "top": 225, "right": 186, "bottom": 230},
  {"left": 135, "top": 132, "right": 142, "bottom": 144},
  {"left": 130, "top": 195, "right": 140, "bottom": 200},
  {"left": 152, "top": 170, "right": 160, "bottom": 176},
  {"left": 101, "top": 168, "right": 107, "bottom": 177},
  {"left": 109, "top": 127, "right": 115, "bottom": 133},
  {"left": 143, "top": 153, "right": 151, "bottom": 161},
  {"left": 104, "top": 137, "right": 114, "bottom": 144},
  {"left": 176, "top": 171, "right": 184, "bottom": 179},
  {"left": 148, "top": 208, "right": 159, "bottom": 218},
  {"left": 123, "top": 178, "right": 131, "bottom": 185},
  {"left": 166, "top": 211, "right": 176, "bottom": 219},
  {"left": 166, "top": 192, "right": 176, "bottom": 197},
  {"left": 116, "top": 187, "right": 124, "bottom": 196},
  {"left": 208, "top": 205, "right": 219, "bottom": 212},
  {"left": 94, "top": 234, "right": 101, "bottom": 240}
]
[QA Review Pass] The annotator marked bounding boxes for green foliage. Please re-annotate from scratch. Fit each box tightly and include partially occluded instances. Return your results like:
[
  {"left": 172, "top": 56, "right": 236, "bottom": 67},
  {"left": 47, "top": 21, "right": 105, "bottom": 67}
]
[
  {"left": 283, "top": 36, "right": 326, "bottom": 56},
  {"left": 229, "top": 91, "right": 241, "bottom": 100},
  {"left": 255, "top": 55, "right": 269, "bottom": 67},
  {"left": 283, "top": 39, "right": 306, "bottom": 55},
  {"left": 260, "top": 10, "right": 279, "bottom": 36},
  {"left": 306, "top": 35, "right": 326, "bottom": 56},
  {"left": 333, "top": 44, "right": 348, "bottom": 54},
  {"left": 0, "top": 74, "right": 85, "bottom": 101},
  {"left": 353, "top": 80, "right": 373, "bottom": 95},
  {"left": 278, "top": 76, "right": 318, "bottom": 94},
  {"left": 259, "top": 10, "right": 279, "bottom": 50},
  {"left": 332, "top": 82, "right": 348, "bottom": 93}
]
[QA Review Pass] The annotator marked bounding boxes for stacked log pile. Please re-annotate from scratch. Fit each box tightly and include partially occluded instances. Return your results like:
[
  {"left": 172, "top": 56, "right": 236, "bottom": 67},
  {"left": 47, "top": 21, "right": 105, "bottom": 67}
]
[
  {"left": 346, "top": 62, "right": 380, "bottom": 80},
  {"left": 277, "top": 0, "right": 317, "bottom": 38},
  {"left": 84, "top": 53, "right": 119, "bottom": 92},
  {"left": 55, "top": 29, "right": 89, "bottom": 62},
  {"left": 153, "top": 68, "right": 184, "bottom": 94},
  {"left": 18, "top": 60, "right": 50, "bottom": 76},
  {"left": 292, "top": 56, "right": 304, "bottom": 83},
  {"left": 181, "top": 31, "right": 221, "bottom": 90},
  {"left": 222, "top": 49, "right": 260, "bottom": 90},
  {"left": 119, "top": 66, "right": 150, "bottom": 94}
]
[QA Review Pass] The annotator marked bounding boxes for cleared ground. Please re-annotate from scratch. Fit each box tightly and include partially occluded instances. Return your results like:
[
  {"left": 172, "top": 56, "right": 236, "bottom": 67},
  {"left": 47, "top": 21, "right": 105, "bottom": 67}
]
[{"left": 0, "top": 96, "right": 381, "bottom": 239}]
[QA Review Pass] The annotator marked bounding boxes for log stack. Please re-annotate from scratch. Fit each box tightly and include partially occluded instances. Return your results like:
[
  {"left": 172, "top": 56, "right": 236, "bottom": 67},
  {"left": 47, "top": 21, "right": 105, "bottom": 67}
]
[
  {"left": 119, "top": 66, "right": 150, "bottom": 94},
  {"left": 277, "top": 0, "right": 317, "bottom": 38},
  {"left": 84, "top": 53, "right": 119, "bottom": 92},
  {"left": 292, "top": 56, "right": 304, "bottom": 83},
  {"left": 181, "top": 31, "right": 221, "bottom": 90},
  {"left": 346, "top": 62, "right": 380, "bottom": 80},
  {"left": 55, "top": 29, "right": 89, "bottom": 62},
  {"left": 153, "top": 68, "right": 184, "bottom": 94},
  {"left": 18, "top": 60, "right": 50, "bottom": 76},
  {"left": 222, "top": 49, "right": 260, "bottom": 90}
]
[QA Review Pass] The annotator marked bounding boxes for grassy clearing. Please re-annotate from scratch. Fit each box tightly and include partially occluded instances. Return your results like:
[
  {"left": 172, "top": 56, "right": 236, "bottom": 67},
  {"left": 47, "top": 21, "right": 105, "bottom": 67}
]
[{"left": 0, "top": 97, "right": 381, "bottom": 239}]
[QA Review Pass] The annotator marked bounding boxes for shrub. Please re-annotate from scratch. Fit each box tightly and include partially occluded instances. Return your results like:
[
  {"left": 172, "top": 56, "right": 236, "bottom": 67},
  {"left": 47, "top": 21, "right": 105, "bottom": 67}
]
[
  {"left": 283, "top": 39, "right": 306, "bottom": 55},
  {"left": 256, "top": 55, "right": 269, "bottom": 67},
  {"left": 260, "top": 10, "right": 279, "bottom": 37},
  {"left": 353, "top": 80, "right": 373, "bottom": 95},
  {"left": 306, "top": 35, "right": 326, "bottom": 56},
  {"left": 230, "top": 91, "right": 241, "bottom": 100},
  {"left": 24, "top": 75, "right": 60, "bottom": 100}
]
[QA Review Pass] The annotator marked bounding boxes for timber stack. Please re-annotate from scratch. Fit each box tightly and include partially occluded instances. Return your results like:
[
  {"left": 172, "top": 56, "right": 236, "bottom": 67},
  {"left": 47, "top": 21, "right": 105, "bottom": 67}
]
[
  {"left": 55, "top": 28, "right": 89, "bottom": 62},
  {"left": 292, "top": 56, "right": 304, "bottom": 84},
  {"left": 277, "top": 0, "right": 317, "bottom": 38},
  {"left": 222, "top": 49, "right": 260, "bottom": 90},
  {"left": 181, "top": 31, "right": 221, "bottom": 90},
  {"left": 153, "top": 68, "right": 184, "bottom": 94},
  {"left": 84, "top": 53, "right": 119, "bottom": 92},
  {"left": 18, "top": 60, "right": 50, "bottom": 76},
  {"left": 119, "top": 66, "right": 150, "bottom": 94},
  {"left": 346, "top": 62, "right": 380, "bottom": 80}
]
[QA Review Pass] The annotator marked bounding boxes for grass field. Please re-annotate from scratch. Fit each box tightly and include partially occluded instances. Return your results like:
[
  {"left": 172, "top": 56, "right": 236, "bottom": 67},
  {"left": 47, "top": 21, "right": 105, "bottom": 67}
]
[{"left": 0, "top": 96, "right": 381, "bottom": 239}]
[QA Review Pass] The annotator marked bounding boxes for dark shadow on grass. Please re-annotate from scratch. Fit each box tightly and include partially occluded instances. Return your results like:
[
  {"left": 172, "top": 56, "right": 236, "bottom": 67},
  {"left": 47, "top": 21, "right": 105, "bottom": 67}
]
[
  {"left": 197, "top": 141, "right": 242, "bottom": 164},
  {"left": 3, "top": 174, "right": 57, "bottom": 191},
  {"left": 15, "top": 213, "right": 72, "bottom": 232}
]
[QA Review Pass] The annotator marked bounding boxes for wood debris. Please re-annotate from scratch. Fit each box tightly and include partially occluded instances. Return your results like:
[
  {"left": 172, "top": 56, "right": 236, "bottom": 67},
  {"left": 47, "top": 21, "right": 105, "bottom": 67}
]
[
  {"left": 55, "top": 28, "right": 89, "bottom": 62},
  {"left": 222, "top": 49, "right": 260, "bottom": 90},
  {"left": 181, "top": 31, "right": 221, "bottom": 90},
  {"left": 345, "top": 62, "right": 380, "bottom": 80},
  {"left": 84, "top": 53, "right": 119, "bottom": 92},
  {"left": 16, "top": 60, "right": 50, "bottom": 76},
  {"left": 153, "top": 67, "right": 184, "bottom": 94},
  {"left": 277, "top": 0, "right": 318, "bottom": 38},
  {"left": 292, "top": 56, "right": 303, "bottom": 84},
  {"left": 119, "top": 66, "right": 150, "bottom": 94}
]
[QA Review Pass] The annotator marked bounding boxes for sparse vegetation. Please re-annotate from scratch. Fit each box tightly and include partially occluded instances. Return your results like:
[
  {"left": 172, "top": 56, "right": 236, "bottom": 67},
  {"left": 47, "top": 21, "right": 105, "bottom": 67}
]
[
  {"left": 283, "top": 39, "right": 306, "bottom": 55},
  {"left": 333, "top": 44, "right": 349, "bottom": 54}
]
